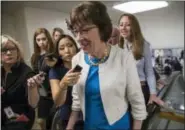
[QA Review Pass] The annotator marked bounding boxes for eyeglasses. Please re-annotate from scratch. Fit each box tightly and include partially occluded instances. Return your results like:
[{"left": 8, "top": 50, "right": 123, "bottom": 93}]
[
  {"left": 1, "top": 47, "right": 17, "bottom": 54},
  {"left": 72, "top": 25, "right": 97, "bottom": 36}
]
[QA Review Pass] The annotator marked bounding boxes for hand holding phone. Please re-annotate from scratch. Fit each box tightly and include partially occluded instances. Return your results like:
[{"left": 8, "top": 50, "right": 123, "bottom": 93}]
[
  {"left": 44, "top": 53, "right": 58, "bottom": 67},
  {"left": 27, "top": 72, "right": 46, "bottom": 88},
  {"left": 73, "top": 65, "right": 82, "bottom": 72},
  {"left": 39, "top": 71, "right": 47, "bottom": 78},
  {"left": 60, "top": 65, "right": 82, "bottom": 88}
]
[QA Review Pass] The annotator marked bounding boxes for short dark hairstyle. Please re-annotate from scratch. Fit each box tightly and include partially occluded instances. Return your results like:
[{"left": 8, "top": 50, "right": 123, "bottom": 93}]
[{"left": 68, "top": 1, "right": 112, "bottom": 42}]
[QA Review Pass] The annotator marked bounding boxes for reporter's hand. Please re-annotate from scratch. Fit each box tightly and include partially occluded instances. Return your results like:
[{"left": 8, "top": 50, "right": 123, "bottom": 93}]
[
  {"left": 45, "top": 57, "right": 58, "bottom": 67},
  {"left": 59, "top": 69, "right": 81, "bottom": 89},
  {"left": 148, "top": 94, "right": 165, "bottom": 106},
  {"left": 27, "top": 72, "right": 46, "bottom": 88},
  {"left": 44, "top": 53, "right": 58, "bottom": 67},
  {"left": 148, "top": 94, "right": 157, "bottom": 104}
]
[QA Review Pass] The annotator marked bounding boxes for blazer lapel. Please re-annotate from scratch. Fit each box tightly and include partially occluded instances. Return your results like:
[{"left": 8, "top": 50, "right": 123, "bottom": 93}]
[{"left": 78, "top": 52, "right": 90, "bottom": 95}]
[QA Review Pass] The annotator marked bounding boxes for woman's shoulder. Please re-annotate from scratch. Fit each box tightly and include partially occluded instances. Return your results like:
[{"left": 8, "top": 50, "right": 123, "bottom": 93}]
[
  {"left": 9, "top": 62, "right": 35, "bottom": 82},
  {"left": 72, "top": 50, "right": 84, "bottom": 63},
  {"left": 16, "top": 62, "right": 31, "bottom": 72},
  {"left": 49, "top": 65, "right": 68, "bottom": 79},
  {"left": 109, "top": 45, "right": 134, "bottom": 66},
  {"left": 19, "top": 62, "right": 35, "bottom": 77},
  {"left": 50, "top": 65, "right": 66, "bottom": 72},
  {"left": 142, "top": 40, "right": 152, "bottom": 56},
  {"left": 143, "top": 40, "right": 151, "bottom": 49},
  {"left": 112, "top": 45, "right": 133, "bottom": 58}
]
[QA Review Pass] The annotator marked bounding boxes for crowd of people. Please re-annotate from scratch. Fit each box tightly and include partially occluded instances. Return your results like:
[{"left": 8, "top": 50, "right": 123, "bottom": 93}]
[
  {"left": 155, "top": 52, "right": 184, "bottom": 76},
  {"left": 1, "top": 1, "right": 183, "bottom": 130}
]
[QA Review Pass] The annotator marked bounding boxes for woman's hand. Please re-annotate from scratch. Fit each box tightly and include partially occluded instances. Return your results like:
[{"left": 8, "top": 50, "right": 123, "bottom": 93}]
[
  {"left": 44, "top": 53, "right": 58, "bottom": 67},
  {"left": 148, "top": 94, "right": 156, "bottom": 104},
  {"left": 59, "top": 69, "right": 81, "bottom": 90},
  {"left": 45, "top": 57, "right": 57, "bottom": 67},
  {"left": 133, "top": 120, "right": 143, "bottom": 130},
  {"left": 157, "top": 79, "right": 165, "bottom": 90},
  {"left": 148, "top": 94, "right": 164, "bottom": 106},
  {"left": 27, "top": 72, "right": 46, "bottom": 88}
]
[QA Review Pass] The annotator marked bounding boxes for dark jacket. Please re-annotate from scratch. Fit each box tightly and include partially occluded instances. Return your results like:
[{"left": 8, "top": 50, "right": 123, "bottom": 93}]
[
  {"left": 31, "top": 54, "right": 52, "bottom": 96},
  {"left": 1, "top": 62, "right": 35, "bottom": 130}
]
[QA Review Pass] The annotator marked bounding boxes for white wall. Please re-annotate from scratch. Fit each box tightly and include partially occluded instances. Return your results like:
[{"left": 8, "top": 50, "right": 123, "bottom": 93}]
[
  {"left": 26, "top": 5, "right": 184, "bottom": 50},
  {"left": 14, "top": 7, "right": 31, "bottom": 65},
  {"left": 2, "top": 2, "right": 184, "bottom": 64},
  {"left": 2, "top": 6, "right": 75, "bottom": 65},
  {"left": 1, "top": 7, "right": 31, "bottom": 66},
  {"left": 1, "top": 14, "right": 16, "bottom": 38},
  {"left": 24, "top": 7, "right": 73, "bottom": 55},
  {"left": 135, "top": 2, "right": 184, "bottom": 49}
]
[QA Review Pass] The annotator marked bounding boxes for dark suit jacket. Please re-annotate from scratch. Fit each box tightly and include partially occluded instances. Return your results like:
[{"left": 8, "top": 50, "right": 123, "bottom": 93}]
[{"left": 1, "top": 62, "right": 35, "bottom": 130}]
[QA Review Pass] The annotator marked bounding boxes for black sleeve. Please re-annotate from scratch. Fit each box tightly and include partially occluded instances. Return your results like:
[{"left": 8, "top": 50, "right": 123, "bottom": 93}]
[
  {"left": 32, "top": 63, "right": 39, "bottom": 74},
  {"left": 24, "top": 71, "right": 36, "bottom": 98}
]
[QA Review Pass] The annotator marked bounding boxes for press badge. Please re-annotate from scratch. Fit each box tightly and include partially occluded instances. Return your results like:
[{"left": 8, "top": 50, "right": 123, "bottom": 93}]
[{"left": 4, "top": 107, "right": 16, "bottom": 119}]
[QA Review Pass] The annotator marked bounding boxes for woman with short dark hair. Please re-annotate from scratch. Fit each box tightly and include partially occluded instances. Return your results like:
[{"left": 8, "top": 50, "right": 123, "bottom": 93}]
[{"left": 66, "top": 1, "right": 147, "bottom": 130}]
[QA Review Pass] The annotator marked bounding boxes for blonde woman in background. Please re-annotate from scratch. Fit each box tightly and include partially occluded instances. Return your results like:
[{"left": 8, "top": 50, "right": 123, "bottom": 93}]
[{"left": 1, "top": 35, "right": 36, "bottom": 130}]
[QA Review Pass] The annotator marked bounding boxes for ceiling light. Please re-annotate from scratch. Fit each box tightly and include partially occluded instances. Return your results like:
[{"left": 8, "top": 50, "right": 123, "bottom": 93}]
[{"left": 113, "top": 1, "right": 168, "bottom": 14}]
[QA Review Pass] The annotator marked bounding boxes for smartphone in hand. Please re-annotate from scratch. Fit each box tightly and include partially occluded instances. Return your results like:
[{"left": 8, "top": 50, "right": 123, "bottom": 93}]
[
  {"left": 38, "top": 71, "right": 47, "bottom": 97},
  {"left": 73, "top": 65, "right": 82, "bottom": 72},
  {"left": 39, "top": 71, "right": 47, "bottom": 77}
]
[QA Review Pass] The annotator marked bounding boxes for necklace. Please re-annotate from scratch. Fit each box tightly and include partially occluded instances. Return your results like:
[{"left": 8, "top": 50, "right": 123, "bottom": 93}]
[{"left": 88, "top": 44, "right": 110, "bottom": 66}]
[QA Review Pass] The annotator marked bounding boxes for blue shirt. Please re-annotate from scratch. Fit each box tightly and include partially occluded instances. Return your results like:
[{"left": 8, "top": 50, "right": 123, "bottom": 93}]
[
  {"left": 84, "top": 53, "right": 130, "bottom": 130},
  {"left": 124, "top": 41, "right": 157, "bottom": 94}
]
